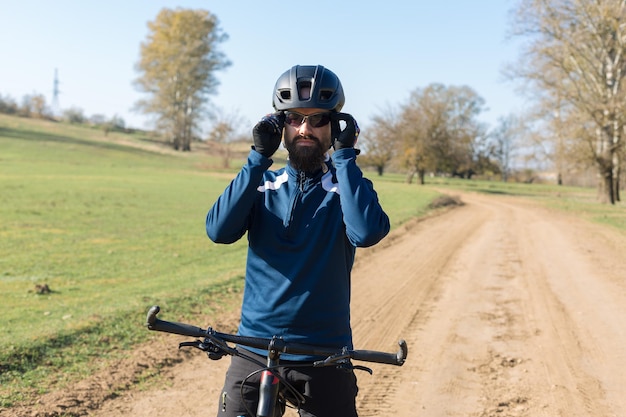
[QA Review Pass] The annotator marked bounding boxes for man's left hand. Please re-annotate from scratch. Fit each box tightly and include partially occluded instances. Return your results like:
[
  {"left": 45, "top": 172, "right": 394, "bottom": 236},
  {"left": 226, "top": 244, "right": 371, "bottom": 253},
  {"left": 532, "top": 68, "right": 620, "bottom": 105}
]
[{"left": 331, "top": 113, "right": 360, "bottom": 150}]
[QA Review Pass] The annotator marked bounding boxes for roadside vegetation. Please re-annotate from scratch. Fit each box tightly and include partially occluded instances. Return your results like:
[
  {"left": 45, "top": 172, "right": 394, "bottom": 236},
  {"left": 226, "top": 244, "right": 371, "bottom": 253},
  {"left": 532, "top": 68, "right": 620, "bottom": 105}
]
[
  {"left": 433, "top": 178, "right": 626, "bottom": 231},
  {"left": 0, "top": 114, "right": 623, "bottom": 409}
]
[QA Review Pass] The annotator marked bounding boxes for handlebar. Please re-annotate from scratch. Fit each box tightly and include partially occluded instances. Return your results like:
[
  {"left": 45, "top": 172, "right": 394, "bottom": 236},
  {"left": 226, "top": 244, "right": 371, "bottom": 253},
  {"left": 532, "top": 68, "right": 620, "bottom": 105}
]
[{"left": 146, "top": 305, "right": 407, "bottom": 366}]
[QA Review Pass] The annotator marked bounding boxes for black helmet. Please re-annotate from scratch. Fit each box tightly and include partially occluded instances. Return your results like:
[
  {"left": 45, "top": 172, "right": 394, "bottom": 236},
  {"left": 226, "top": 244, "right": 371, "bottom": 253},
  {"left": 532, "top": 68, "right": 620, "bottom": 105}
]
[{"left": 272, "top": 65, "right": 345, "bottom": 112}]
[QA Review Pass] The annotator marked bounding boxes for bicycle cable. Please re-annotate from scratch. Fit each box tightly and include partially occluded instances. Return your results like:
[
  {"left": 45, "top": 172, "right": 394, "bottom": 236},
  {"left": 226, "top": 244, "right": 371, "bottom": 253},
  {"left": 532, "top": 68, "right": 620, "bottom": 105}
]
[{"left": 241, "top": 365, "right": 306, "bottom": 417}]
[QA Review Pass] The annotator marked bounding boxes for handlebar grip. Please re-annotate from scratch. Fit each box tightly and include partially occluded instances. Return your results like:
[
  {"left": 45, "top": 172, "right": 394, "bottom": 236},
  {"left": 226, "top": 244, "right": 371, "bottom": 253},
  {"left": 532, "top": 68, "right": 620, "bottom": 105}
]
[
  {"left": 352, "top": 339, "right": 408, "bottom": 366},
  {"left": 145, "top": 305, "right": 208, "bottom": 338}
]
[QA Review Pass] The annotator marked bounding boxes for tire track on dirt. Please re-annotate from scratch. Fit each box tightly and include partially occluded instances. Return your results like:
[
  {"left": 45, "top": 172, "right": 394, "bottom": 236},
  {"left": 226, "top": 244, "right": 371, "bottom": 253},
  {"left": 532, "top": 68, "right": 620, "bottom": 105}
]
[
  {"left": 509, "top": 198, "right": 624, "bottom": 417},
  {"left": 350, "top": 201, "right": 491, "bottom": 416},
  {"left": 374, "top": 194, "right": 534, "bottom": 416},
  {"left": 354, "top": 192, "right": 626, "bottom": 417}
]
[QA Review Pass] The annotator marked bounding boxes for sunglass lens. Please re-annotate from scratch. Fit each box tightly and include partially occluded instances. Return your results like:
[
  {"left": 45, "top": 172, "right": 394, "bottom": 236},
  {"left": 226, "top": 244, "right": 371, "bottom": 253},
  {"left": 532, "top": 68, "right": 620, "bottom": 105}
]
[
  {"left": 285, "top": 112, "right": 331, "bottom": 127},
  {"left": 309, "top": 113, "right": 331, "bottom": 127},
  {"left": 286, "top": 112, "right": 305, "bottom": 126}
]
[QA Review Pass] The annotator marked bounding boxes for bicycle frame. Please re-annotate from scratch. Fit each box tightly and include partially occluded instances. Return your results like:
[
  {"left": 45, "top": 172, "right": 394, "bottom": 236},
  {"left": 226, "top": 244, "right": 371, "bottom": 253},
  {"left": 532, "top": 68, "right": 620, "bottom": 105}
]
[
  {"left": 257, "top": 339, "right": 282, "bottom": 417},
  {"left": 145, "top": 305, "right": 407, "bottom": 416}
]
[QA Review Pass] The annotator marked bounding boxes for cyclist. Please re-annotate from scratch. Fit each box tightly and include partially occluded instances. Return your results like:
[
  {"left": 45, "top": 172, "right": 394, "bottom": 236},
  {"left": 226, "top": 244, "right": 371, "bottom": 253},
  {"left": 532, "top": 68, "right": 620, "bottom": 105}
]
[{"left": 206, "top": 65, "right": 390, "bottom": 417}]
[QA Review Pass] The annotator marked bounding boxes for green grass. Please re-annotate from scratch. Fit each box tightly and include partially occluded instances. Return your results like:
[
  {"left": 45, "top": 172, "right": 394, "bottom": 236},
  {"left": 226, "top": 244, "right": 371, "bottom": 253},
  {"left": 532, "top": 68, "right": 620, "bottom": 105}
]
[
  {"left": 365, "top": 173, "right": 441, "bottom": 228},
  {"left": 0, "top": 115, "right": 442, "bottom": 407},
  {"left": 0, "top": 121, "right": 244, "bottom": 341},
  {"left": 0, "top": 115, "right": 249, "bottom": 406}
]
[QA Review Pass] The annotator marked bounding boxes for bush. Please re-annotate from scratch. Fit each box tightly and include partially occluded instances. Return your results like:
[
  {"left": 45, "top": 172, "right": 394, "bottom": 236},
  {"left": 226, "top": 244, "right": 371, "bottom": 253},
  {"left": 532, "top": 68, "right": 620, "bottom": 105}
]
[
  {"left": 62, "top": 107, "right": 86, "bottom": 124},
  {"left": 427, "top": 195, "right": 463, "bottom": 209},
  {"left": 0, "top": 94, "right": 18, "bottom": 115}
]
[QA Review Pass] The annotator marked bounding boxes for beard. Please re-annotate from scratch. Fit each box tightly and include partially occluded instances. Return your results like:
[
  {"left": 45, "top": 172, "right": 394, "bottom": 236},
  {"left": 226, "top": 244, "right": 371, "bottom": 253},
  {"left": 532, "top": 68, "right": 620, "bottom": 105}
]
[{"left": 285, "top": 135, "right": 327, "bottom": 173}]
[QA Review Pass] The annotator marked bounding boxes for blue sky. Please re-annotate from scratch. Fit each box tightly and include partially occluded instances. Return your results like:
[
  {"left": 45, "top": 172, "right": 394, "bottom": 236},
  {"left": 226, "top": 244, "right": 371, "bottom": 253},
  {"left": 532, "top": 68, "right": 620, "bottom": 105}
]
[{"left": 0, "top": 0, "right": 526, "bottom": 134}]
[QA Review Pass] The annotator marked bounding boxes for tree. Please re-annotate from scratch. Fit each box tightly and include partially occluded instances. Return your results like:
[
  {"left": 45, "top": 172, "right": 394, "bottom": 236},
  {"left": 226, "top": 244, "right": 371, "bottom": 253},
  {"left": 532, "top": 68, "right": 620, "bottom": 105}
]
[
  {"left": 358, "top": 106, "right": 398, "bottom": 176},
  {"left": 29, "top": 94, "right": 49, "bottom": 119},
  {"left": 397, "top": 83, "right": 487, "bottom": 184},
  {"left": 491, "top": 114, "right": 523, "bottom": 182},
  {"left": 509, "top": 0, "right": 626, "bottom": 203},
  {"left": 0, "top": 94, "right": 18, "bottom": 115},
  {"left": 205, "top": 108, "right": 246, "bottom": 168},
  {"left": 134, "top": 8, "right": 230, "bottom": 151}
]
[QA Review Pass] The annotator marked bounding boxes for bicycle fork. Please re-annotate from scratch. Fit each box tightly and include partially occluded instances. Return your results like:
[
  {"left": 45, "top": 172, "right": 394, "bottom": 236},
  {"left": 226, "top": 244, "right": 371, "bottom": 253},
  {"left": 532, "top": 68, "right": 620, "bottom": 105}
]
[
  {"left": 233, "top": 367, "right": 281, "bottom": 417},
  {"left": 257, "top": 369, "right": 280, "bottom": 417}
]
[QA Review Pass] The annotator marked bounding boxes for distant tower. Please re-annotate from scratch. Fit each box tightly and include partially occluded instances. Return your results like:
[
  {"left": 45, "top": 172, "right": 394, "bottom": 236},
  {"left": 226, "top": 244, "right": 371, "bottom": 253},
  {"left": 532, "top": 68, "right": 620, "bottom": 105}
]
[{"left": 51, "top": 68, "right": 61, "bottom": 117}]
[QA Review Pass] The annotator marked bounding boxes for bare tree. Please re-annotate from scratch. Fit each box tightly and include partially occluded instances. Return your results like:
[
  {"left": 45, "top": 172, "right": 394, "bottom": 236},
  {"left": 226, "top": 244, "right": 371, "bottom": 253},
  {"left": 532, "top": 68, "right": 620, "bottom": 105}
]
[
  {"left": 492, "top": 114, "right": 524, "bottom": 182},
  {"left": 206, "top": 108, "right": 246, "bottom": 168},
  {"left": 509, "top": 0, "right": 626, "bottom": 203},
  {"left": 357, "top": 106, "right": 398, "bottom": 176}
]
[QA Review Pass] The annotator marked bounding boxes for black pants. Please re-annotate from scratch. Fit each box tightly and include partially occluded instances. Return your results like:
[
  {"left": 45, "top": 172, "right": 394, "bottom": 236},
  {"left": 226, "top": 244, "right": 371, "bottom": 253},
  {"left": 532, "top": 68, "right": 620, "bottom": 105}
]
[{"left": 216, "top": 350, "right": 359, "bottom": 417}]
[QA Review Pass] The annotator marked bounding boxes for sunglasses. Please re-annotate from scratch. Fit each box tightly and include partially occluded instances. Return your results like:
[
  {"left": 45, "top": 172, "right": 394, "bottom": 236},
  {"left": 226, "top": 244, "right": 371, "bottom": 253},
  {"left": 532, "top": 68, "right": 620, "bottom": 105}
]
[{"left": 285, "top": 111, "right": 332, "bottom": 128}]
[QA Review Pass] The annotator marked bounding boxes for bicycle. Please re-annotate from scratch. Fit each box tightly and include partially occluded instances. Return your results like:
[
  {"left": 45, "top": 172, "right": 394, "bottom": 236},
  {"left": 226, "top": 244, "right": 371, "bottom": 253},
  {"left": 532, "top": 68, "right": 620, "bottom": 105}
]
[{"left": 145, "top": 305, "right": 408, "bottom": 417}]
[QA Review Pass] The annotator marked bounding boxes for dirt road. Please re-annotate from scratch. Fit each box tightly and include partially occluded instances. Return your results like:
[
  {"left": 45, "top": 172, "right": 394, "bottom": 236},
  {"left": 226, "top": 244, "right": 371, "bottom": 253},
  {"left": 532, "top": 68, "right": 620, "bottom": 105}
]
[{"left": 14, "top": 192, "right": 626, "bottom": 417}]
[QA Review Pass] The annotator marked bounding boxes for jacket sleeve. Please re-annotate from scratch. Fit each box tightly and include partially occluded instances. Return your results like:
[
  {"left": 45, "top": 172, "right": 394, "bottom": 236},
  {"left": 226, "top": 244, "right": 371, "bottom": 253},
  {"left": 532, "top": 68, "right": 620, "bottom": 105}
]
[
  {"left": 206, "top": 150, "right": 272, "bottom": 243},
  {"left": 332, "top": 148, "right": 390, "bottom": 247}
]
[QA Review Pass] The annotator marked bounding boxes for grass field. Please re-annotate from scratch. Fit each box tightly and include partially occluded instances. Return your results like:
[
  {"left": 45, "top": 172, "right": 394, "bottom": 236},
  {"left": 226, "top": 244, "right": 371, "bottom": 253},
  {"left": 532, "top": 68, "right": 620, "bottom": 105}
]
[{"left": 1, "top": 114, "right": 624, "bottom": 408}]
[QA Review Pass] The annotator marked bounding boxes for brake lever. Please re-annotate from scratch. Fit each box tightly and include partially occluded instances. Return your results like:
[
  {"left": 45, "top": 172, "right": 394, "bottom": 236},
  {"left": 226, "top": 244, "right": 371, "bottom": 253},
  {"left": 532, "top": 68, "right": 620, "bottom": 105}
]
[
  {"left": 313, "top": 353, "right": 350, "bottom": 367},
  {"left": 312, "top": 353, "right": 374, "bottom": 374},
  {"left": 179, "top": 340, "right": 204, "bottom": 350},
  {"left": 178, "top": 339, "right": 228, "bottom": 360},
  {"left": 353, "top": 365, "right": 373, "bottom": 374}
]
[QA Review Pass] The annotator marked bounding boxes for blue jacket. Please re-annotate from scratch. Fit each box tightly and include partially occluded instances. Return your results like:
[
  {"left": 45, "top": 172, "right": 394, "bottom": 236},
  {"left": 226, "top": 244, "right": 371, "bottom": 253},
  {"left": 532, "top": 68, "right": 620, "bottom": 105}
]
[{"left": 206, "top": 148, "right": 390, "bottom": 359}]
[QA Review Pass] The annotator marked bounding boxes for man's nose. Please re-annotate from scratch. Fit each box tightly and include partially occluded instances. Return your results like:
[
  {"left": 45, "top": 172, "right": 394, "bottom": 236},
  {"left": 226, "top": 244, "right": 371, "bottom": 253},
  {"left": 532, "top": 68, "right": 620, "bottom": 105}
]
[{"left": 298, "top": 119, "right": 314, "bottom": 135}]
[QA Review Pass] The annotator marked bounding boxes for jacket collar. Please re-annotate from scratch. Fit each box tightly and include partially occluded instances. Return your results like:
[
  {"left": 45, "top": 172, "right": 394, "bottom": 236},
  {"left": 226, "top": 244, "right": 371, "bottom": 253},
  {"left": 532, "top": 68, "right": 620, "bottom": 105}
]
[{"left": 286, "top": 153, "right": 331, "bottom": 180}]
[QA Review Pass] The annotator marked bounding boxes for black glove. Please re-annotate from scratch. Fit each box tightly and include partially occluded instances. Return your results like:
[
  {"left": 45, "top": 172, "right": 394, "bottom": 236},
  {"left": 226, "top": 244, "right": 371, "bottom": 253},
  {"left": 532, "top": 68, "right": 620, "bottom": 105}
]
[
  {"left": 331, "top": 113, "right": 360, "bottom": 150},
  {"left": 252, "top": 112, "right": 285, "bottom": 158}
]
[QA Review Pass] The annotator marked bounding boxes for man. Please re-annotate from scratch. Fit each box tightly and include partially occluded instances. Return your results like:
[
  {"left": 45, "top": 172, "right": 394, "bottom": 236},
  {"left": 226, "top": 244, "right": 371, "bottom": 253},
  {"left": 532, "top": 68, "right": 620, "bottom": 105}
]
[{"left": 206, "top": 65, "right": 390, "bottom": 417}]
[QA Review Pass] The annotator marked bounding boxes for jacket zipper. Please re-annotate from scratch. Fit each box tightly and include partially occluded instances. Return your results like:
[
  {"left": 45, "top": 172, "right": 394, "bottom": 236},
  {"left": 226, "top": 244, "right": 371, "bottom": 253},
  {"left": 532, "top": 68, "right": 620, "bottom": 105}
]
[
  {"left": 284, "top": 171, "right": 307, "bottom": 237},
  {"left": 298, "top": 171, "right": 306, "bottom": 191}
]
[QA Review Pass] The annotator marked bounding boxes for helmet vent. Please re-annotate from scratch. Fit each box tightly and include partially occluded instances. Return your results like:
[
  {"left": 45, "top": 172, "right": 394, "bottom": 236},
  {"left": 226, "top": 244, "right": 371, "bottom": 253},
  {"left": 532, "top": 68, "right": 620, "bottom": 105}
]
[
  {"left": 320, "top": 90, "right": 333, "bottom": 101},
  {"left": 298, "top": 81, "right": 312, "bottom": 100},
  {"left": 279, "top": 91, "right": 291, "bottom": 100}
]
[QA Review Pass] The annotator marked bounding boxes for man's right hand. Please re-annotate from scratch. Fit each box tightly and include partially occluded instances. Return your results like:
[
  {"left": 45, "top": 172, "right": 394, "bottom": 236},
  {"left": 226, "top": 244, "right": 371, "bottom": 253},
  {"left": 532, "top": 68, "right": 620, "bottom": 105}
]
[{"left": 252, "top": 112, "right": 284, "bottom": 158}]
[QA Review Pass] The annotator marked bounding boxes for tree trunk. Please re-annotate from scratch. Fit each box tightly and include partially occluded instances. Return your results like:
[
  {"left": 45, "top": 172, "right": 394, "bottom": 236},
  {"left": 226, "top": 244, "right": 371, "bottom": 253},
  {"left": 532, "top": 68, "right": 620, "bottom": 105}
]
[
  {"left": 405, "top": 170, "right": 415, "bottom": 184},
  {"left": 221, "top": 144, "right": 231, "bottom": 169},
  {"left": 595, "top": 126, "right": 617, "bottom": 204},
  {"left": 182, "top": 120, "right": 192, "bottom": 151},
  {"left": 613, "top": 154, "right": 621, "bottom": 203},
  {"left": 597, "top": 166, "right": 615, "bottom": 205}
]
